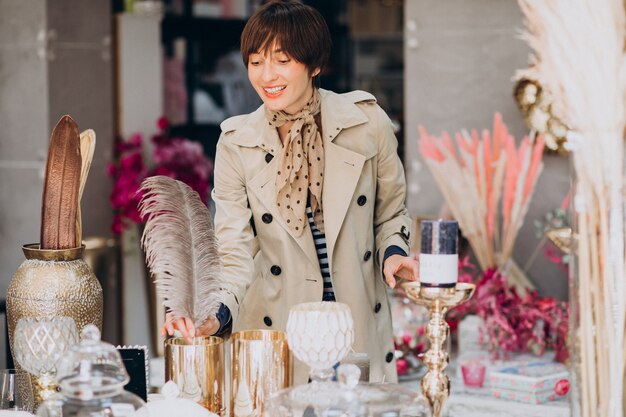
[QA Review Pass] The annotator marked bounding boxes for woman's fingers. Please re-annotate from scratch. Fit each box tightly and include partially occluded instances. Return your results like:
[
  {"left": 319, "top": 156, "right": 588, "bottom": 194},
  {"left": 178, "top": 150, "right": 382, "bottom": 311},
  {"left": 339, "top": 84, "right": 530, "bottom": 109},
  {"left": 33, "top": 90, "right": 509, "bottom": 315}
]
[
  {"left": 384, "top": 255, "right": 420, "bottom": 288},
  {"left": 383, "top": 263, "right": 397, "bottom": 289},
  {"left": 180, "top": 317, "right": 195, "bottom": 341},
  {"left": 162, "top": 314, "right": 196, "bottom": 342},
  {"left": 402, "top": 257, "right": 419, "bottom": 281}
]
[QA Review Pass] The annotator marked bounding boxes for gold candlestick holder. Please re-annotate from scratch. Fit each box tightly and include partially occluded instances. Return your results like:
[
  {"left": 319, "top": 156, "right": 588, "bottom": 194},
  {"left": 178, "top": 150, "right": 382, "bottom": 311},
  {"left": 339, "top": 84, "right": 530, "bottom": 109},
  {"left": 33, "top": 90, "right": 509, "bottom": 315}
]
[{"left": 401, "top": 282, "right": 475, "bottom": 417}]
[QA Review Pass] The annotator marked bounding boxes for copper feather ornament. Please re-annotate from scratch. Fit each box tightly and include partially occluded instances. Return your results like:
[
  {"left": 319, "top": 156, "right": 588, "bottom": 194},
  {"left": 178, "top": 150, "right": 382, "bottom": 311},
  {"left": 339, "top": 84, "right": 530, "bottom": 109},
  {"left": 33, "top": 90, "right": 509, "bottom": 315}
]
[
  {"left": 40, "top": 115, "right": 82, "bottom": 249},
  {"left": 139, "top": 176, "right": 227, "bottom": 326}
]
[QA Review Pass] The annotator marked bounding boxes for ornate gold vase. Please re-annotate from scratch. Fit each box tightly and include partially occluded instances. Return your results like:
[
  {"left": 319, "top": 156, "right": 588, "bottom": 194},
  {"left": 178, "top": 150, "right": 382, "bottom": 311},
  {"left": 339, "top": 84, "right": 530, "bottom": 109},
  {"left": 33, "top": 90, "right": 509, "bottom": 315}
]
[{"left": 6, "top": 243, "right": 103, "bottom": 371}]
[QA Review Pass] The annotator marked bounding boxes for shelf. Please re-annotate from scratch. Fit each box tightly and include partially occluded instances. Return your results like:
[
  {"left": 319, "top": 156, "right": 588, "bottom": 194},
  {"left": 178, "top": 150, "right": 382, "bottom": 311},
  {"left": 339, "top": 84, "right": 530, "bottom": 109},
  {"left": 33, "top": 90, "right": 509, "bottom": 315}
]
[
  {"left": 351, "top": 32, "right": 403, "bottom": 41},
  {"left": 356, "top": 72, "right": 403, "bottom": 80},
  {"left": 161, "top": 15, "right": 246, "bottom": 43}
]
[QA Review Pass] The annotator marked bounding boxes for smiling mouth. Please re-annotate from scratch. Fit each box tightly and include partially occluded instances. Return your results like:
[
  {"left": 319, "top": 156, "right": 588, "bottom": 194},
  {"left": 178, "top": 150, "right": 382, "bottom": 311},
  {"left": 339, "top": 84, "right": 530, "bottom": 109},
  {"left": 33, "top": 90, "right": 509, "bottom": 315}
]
[{"left": 263, "top": 86, "right": 286, "bottom": 94}]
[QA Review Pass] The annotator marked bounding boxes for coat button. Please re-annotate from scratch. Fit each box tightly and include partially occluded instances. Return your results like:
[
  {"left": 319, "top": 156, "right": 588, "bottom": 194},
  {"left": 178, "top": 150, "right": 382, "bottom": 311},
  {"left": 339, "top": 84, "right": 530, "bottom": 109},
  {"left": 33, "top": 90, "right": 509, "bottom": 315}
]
[
  {"left": 263, "top": 316, "right": 272, "bottom": 327},
  {"left": 357, "top": 195, "right": 367, "bottom": 206},
  {"left": 262, "top": 213, "right": 273, "bottom": 224},
  {"left": 271, "top": 265, "right": 282, "bottom": 276},
  {"left": 265, "top": 153, "right": 274, "bottom": 163},
  {"left": 363, "top": 250, "right": 372, "bottom": 261},
  {"left": 385, "top": 352, "right": 394, "bottom": 363},
  {"left": 374, "top": 302, "right": 381, "bottom": 313}
]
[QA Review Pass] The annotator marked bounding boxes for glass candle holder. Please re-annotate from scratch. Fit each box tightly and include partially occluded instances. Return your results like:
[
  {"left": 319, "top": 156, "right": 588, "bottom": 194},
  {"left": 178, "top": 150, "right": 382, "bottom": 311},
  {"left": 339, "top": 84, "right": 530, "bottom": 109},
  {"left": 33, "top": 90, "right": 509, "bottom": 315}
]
[
  {"left": 164, "top": 336, "right": 225, "bottom": 415},
  {"left": 459, "top": 358, "right": 487, "bottom": 388},
  {"left": 0, "top": 369, "right": 34, "bottom": 412},
  {"left": 13, "top": 316, "right": 79, "bottom": 403},
  {"left": 230, "top": 330, "right": 292, "bottom": 417},
  {"left": 286, "top": 301, "right": 354, "bottom": 382}
]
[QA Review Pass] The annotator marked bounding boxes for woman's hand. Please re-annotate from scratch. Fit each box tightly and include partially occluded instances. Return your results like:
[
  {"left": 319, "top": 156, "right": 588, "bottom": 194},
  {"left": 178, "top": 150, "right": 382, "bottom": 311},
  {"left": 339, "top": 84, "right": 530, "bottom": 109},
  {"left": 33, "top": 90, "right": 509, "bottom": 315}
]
[
  {"left": 161, "top": 312, "right": 220, "bottom": 342},
  {"left": 383, "top": 254, "right": 419, "bottom": 289}
]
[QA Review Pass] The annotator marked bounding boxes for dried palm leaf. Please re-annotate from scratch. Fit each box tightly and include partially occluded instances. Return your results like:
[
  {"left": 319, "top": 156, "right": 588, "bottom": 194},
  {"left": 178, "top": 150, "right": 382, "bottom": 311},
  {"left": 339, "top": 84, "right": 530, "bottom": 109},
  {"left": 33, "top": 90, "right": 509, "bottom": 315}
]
[
  {"left": 75, "top": 129, "right": 96, "bottom": 245},
  {"left": 40, "top": 115, "right": 82, "bottom": 249},
  {"left": 139, "top": 176, "right": 225, "bottom": 326}
]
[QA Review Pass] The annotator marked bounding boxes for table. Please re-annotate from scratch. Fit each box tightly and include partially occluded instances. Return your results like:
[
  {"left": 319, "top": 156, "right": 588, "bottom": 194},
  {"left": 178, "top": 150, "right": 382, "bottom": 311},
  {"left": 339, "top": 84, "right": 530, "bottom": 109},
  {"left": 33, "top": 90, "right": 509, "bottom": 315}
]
[
  {"left": 399, "top": 354, "right": 570, "bottom": 417},
  {"left": 151, "top": 355, "right": 571, "bottom": 417}
]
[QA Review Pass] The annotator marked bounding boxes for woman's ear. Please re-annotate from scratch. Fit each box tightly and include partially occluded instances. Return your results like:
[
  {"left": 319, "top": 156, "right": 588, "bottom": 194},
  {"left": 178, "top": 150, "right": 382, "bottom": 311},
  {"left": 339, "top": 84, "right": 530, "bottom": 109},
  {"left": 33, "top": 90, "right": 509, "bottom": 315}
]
[{"left": 311, "top": 67, "right": 321, "bottom": 77}]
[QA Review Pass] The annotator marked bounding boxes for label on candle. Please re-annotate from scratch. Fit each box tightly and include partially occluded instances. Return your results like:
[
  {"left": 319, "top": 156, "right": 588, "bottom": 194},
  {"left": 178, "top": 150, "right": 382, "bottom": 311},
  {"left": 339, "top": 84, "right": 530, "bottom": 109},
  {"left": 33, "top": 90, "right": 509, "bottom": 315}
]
[{"left": 419, "top": 253, "right": 458, "bottom": 286}]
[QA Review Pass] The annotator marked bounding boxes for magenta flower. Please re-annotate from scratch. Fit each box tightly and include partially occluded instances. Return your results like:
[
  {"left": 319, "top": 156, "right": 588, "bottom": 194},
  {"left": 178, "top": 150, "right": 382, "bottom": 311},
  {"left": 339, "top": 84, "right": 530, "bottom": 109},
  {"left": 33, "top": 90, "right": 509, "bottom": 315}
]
[
  {"left": 396, "top": 358, "right": 408, "bottom": 375},
  {"left": 447, "top": 259, "right": 569, "bottom": 363},
  {"left": 107, "top": 117, "right": 214, "bottom": 234}
]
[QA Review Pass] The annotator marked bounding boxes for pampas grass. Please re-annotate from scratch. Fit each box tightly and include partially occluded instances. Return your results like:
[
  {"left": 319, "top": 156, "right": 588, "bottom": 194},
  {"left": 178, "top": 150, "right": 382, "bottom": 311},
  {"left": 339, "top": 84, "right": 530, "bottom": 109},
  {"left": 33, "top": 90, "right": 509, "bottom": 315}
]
[
  {"left": 418, "top": 113, "right": 544, "bottom": 272},
  {"left": 517, "top": 1, "right": 626, "bottom": 416}
]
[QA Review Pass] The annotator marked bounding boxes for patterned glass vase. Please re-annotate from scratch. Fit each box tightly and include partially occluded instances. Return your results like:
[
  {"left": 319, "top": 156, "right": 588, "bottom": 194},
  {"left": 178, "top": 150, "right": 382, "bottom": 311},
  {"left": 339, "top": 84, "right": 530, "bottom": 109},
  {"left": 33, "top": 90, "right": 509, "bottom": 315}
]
[{"left": 286, "top": 301, "right": 354, "bottom": 382}]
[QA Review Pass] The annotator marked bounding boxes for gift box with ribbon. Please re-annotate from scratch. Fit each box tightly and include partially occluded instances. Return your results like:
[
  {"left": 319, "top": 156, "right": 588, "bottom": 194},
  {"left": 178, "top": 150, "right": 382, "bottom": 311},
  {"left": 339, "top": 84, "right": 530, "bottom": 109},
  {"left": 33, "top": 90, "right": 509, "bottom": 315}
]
[{"left": 490, "top": 362, "right": 569, "bottom": 404}]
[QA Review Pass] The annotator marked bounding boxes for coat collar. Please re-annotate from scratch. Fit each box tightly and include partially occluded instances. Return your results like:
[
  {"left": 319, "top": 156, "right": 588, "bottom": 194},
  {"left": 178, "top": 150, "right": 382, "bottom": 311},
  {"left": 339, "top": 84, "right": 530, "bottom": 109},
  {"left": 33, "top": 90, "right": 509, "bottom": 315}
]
[{"left": 221, "top": 89, "right": 371, "bottom": 149}]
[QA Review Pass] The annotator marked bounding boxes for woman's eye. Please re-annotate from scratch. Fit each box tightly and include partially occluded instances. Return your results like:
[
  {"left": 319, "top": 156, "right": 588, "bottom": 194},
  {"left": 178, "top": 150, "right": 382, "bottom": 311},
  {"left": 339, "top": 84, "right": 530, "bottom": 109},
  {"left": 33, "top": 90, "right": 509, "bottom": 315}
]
[
  {"left": 277, "top": 58, "right": 290, "bottom": 64},
  {"left": 250, "top": 61, "right": 260, "bottom": 66}
]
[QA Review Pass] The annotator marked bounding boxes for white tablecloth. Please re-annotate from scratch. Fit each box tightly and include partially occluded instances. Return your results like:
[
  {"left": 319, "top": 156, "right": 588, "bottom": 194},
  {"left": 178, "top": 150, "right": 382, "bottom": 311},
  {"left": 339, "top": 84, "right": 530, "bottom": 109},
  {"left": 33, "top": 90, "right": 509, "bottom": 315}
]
[{"left": 151, "top": 355, "right": 571, "bottom": 417}]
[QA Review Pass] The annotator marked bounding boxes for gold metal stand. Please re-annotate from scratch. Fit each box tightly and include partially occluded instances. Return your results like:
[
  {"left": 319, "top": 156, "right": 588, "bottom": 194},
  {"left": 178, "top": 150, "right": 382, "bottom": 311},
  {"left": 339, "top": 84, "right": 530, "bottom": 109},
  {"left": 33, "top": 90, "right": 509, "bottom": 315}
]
[{"left": 401, "top": 282, "right": 475, "bottom": 417}]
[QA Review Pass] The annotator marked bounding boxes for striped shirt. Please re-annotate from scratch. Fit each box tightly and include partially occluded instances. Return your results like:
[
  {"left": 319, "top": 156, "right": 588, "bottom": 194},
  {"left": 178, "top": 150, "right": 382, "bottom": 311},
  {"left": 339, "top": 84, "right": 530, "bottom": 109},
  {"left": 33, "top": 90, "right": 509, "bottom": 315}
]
[{"left": 306, "top": 204, "right": 335, "bottom": 301}]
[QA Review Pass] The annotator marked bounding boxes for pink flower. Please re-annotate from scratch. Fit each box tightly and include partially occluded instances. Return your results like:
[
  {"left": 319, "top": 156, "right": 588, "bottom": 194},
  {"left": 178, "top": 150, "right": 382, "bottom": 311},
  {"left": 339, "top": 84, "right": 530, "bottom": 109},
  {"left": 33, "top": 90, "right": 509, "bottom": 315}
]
[
  {"left": 401, "top": 332, "right": 412, "bottom": 345},
  {"left": 396, "top": 358, "right": 408, "bottom": 375},
  {"left": 157, "top": 116, "right": 170, "bottom": 132}
]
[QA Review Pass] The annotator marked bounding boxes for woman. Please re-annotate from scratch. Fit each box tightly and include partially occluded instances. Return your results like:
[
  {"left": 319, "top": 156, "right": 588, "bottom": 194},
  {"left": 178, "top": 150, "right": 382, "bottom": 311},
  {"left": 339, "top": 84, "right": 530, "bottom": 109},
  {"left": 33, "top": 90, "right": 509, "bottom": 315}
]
[{"left": 164, "top": 0, "right": 418, "bottom": 383}]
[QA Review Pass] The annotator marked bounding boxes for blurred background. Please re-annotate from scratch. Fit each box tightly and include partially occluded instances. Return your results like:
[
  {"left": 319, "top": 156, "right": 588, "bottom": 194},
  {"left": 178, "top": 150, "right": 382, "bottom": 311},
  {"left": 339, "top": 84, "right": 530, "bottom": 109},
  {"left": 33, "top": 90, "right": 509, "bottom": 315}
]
[{"left": 0, "top": 0, "right": 569, "bottom": 354}]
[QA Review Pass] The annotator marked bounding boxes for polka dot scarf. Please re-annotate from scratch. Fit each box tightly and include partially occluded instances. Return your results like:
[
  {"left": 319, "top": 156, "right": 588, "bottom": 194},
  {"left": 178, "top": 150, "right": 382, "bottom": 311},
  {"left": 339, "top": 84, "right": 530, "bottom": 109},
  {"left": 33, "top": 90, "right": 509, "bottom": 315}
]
[{"left": 263, "top": 90, "right": 324, "bottom": 236}]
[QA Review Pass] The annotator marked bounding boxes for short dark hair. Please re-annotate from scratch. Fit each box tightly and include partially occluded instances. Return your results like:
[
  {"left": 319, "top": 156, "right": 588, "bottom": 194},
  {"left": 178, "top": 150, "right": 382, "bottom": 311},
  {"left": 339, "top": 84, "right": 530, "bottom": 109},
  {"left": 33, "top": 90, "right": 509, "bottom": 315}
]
[{"left": 241, "top": 1, "right": 332, "bottom": 84}]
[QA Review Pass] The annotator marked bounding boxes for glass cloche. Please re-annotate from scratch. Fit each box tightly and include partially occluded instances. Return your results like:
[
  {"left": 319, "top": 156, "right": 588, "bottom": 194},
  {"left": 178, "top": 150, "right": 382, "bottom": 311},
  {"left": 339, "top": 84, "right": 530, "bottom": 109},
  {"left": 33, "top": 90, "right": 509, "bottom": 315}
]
[
  {"left": 36, "top": 325, "right": 146, "bottom": 417},
  {"left": 266, "top": 364, "right": 432, "bottom": 417}
]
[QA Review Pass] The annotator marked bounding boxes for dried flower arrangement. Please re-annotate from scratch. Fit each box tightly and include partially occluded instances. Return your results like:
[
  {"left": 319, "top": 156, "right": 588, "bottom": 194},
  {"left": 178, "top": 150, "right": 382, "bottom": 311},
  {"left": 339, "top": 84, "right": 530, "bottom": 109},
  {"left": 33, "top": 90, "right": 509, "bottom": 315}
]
[
  {"left": 418, "top": 113, "right": 544, "bottom": 272},
  {"left": 449, "top": 257, "right": 569, "bottom": 363},
  {"left": 517, "top": 0, "right": 626, "bottom": 415}
]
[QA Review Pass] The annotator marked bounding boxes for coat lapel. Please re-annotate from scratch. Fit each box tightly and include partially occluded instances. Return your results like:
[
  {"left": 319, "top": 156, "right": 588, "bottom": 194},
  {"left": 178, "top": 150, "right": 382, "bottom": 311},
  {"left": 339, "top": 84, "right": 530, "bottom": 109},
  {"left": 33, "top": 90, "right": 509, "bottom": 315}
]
[
  {"left": 319, "top": 90, "right": 370, "bottom": 268},
  {"left": 247, "top": 121, "right": 319, "bottom": 269},
  {"left": 322, "top": 142, "right": 365, "bottom": 266}
]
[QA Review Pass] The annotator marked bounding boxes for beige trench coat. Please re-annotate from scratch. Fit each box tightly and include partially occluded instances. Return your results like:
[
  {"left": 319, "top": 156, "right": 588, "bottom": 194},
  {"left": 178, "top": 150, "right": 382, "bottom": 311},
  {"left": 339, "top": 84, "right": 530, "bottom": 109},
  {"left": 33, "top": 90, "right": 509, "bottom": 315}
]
[{"left": 212, "top": 89, "right": 412, "bottom": 384}]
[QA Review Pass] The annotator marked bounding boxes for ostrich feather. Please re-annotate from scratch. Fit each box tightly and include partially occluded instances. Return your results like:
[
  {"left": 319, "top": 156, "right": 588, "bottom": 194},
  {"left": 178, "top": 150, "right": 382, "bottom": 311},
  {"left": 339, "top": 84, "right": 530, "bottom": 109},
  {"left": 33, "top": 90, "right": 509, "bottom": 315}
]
[{"left": 139, "top": 176, "right": 225, "bottom": 326}]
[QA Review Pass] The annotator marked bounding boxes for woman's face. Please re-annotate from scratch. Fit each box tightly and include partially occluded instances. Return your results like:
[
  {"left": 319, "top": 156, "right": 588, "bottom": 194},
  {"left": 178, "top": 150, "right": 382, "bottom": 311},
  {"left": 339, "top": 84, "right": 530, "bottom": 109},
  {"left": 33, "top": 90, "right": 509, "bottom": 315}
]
[{"left": 248, "top": 46, "right": 318, "bottom": 114}]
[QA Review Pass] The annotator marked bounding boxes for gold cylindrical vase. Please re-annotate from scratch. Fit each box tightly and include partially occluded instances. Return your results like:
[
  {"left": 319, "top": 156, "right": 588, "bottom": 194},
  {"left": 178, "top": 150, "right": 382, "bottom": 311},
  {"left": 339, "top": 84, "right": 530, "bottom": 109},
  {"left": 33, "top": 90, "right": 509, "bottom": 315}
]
[
  {"left": 230, "top": 330, "right": 293, "bottom": 417},
  {"left": 165, "top": 336, "right": 225, "bottom": 415},
  {"left": 7, "top": 244, "right": 103, "bottom": 358}
]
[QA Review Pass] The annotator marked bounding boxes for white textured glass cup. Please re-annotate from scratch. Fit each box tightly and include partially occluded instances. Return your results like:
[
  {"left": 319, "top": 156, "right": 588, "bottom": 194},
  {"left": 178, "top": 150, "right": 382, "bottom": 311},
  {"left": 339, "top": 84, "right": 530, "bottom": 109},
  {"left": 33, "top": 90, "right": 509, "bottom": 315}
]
[
  {"left": 13, "top": 316, "right": 79, "bottom": 401},
  {"left": 286, "top": 301, "right": 354, "bottom": 381}
]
